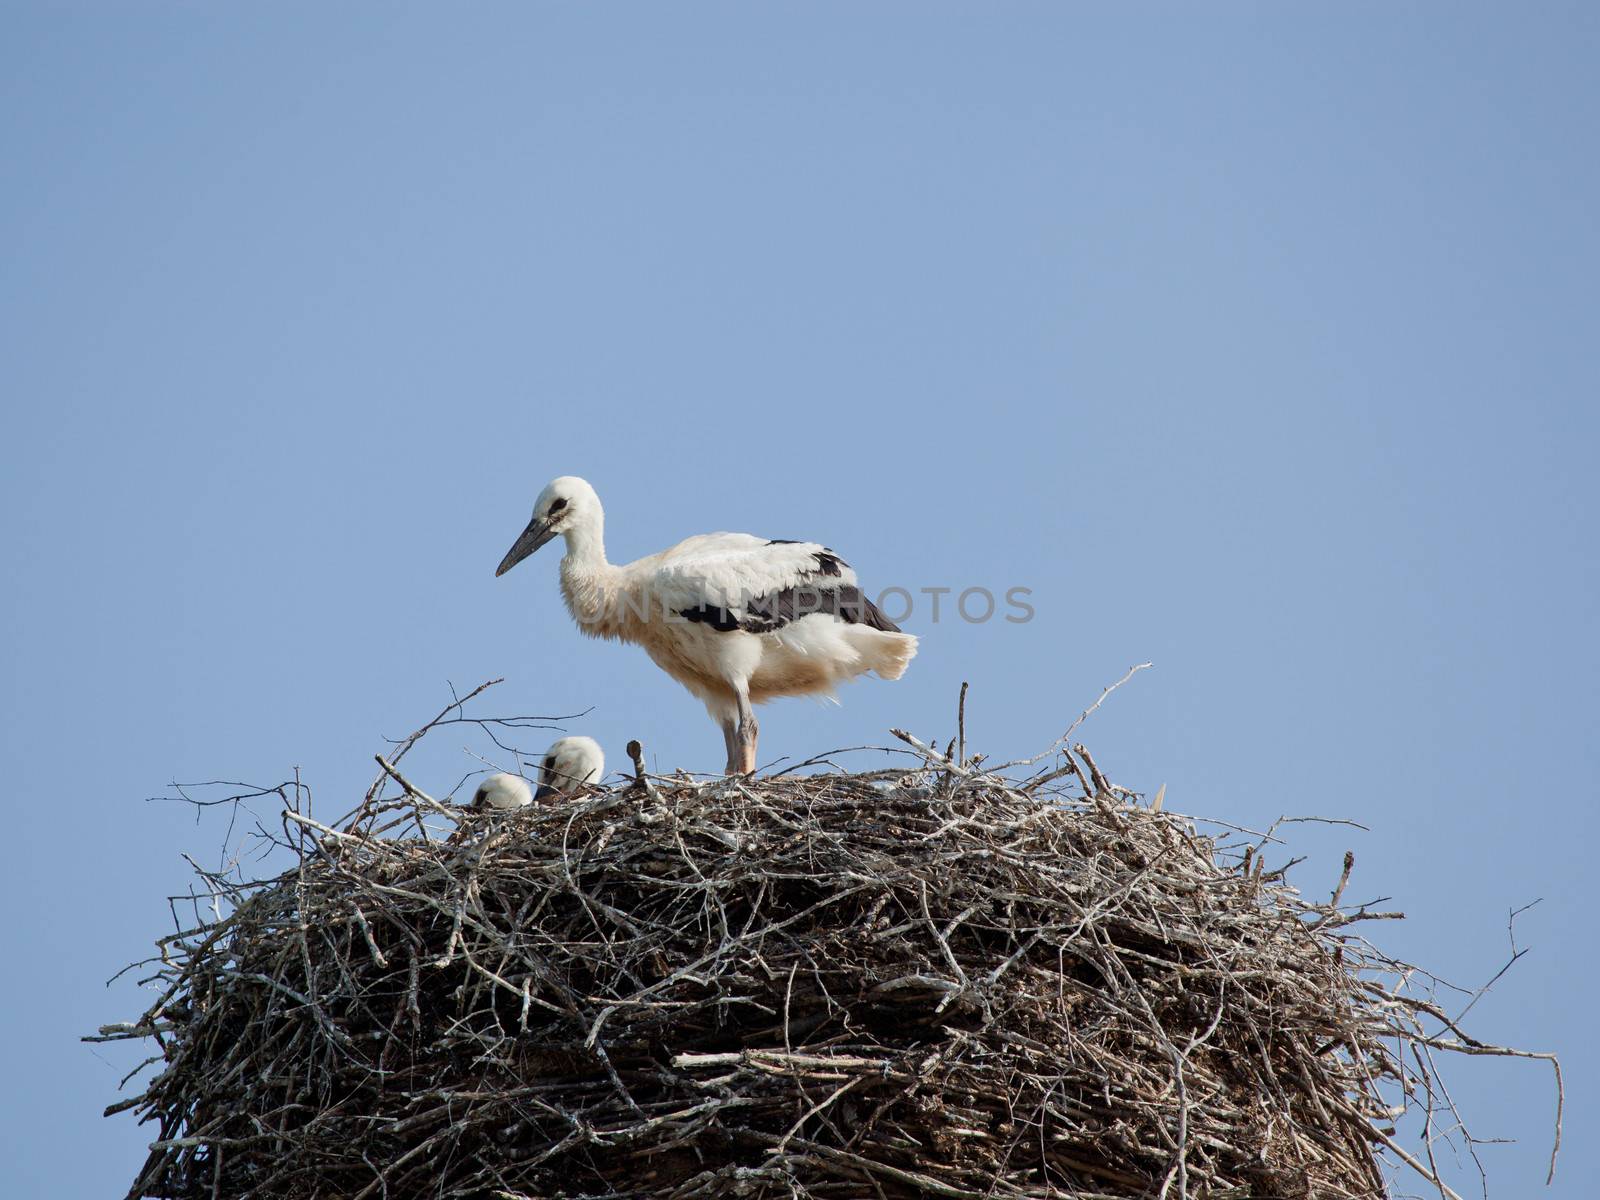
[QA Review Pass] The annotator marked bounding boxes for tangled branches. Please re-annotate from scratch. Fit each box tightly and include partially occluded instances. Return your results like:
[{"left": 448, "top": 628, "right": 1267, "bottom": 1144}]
[{"left": 97, "top": 723, "right": 1558, "bottom": 1199}]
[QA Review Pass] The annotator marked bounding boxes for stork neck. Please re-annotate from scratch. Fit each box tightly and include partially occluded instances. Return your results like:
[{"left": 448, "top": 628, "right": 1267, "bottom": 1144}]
[
  {"left": 560, "top": 514, "right": 607, "bottom": 568},
  {"left": 558, "top": 519, "right": 626, "bottom": 636}
]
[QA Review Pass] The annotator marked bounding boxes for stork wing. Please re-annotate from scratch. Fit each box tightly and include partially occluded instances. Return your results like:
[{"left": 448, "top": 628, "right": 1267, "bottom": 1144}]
[
  {"left": 651, "top": 533, "right": 858, "bottom": 603},
  {"left": 648, "top": 533, "right": 900, "bottom": 633}
]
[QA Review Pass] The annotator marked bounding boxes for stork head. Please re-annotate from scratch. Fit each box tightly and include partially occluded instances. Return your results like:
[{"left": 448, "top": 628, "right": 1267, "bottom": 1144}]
[
  {"left": 496, "top": 476, "right": 601, "bottom": 576},
  {"left": 535, "top": 735, "right": 606, "bottom": 801},
  {"left": 471, "top": 772, "right": 533, "bottom": 811}
]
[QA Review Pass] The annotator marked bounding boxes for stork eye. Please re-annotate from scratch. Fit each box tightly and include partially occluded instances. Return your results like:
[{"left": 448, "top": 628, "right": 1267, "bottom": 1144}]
[{"left": 549, "top": 498, "right": 568, "bottom": 514}]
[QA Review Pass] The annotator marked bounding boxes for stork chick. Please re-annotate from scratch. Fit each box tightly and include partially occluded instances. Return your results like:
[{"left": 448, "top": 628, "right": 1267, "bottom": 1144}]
[
  {"left": 536, "top": 735, "right": 606, "bottom": 800},
  {"left": 471, "top": 772, "right": 533, "bottom": 811},
  {"left": 495, "top": 476, "right": 916, "bottom": 775}
]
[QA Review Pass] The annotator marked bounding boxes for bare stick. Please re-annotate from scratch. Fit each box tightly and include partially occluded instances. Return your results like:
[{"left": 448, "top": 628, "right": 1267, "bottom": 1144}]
[
  {"left": 956, "top": 681, "right": 969, "bottom": 767},
  {"left": 1064, "top": 661, "right": 1153, "bottom": 742}
]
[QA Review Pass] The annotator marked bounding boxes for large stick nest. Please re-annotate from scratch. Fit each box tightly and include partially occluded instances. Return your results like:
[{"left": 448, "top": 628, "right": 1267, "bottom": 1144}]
[{"left": 100, "top": 727, "right": 1556, "bottom": 1200}]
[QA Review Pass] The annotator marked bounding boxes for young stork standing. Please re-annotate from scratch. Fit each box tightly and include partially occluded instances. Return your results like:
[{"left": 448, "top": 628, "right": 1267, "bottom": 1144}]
[{"left": 495, "top": 476, "right": 916, "bottom": 775}]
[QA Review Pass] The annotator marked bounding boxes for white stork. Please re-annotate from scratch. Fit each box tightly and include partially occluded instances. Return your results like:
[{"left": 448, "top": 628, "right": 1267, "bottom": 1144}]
[
  {"left": 535, "top": 735, "right": 606, "bottom": 800},
  {"left": 495, "top": 476, "right": 917, "bottom": 775},
  {"left": 471, "top": 772, "right": 533, "bottom": 811}
]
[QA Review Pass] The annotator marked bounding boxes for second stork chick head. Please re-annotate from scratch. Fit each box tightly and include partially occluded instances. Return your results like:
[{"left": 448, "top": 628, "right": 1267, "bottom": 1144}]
[{"left": 537, "top": 736, "right": 606, "bottom": 801}]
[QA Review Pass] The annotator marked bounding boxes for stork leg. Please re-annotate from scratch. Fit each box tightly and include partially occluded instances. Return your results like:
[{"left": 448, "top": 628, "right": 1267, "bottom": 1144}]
[
  {"left": 720, "top": 717, "right": 742, "bottom": 776},
  {"left": 734, "top": 690, "right": 759, "bottom": 775}
]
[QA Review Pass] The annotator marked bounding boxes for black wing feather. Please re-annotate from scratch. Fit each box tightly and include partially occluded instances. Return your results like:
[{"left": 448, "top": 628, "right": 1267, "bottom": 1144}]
[{"left": 677, "top": 543, "right": 899, "bottom": 634}]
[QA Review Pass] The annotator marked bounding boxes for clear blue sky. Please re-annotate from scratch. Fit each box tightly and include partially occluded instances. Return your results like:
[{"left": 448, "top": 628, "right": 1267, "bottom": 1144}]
[{"left": 3, "top": 4, "right": 1593, "bottom": 1196}]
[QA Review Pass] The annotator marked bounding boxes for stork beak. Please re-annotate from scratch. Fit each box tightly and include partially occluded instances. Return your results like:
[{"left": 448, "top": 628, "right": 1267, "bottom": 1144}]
[
  {"left": 496, "top": 517, "right": 556, "bottom": 576},
  {"left": 533, "top": 783, "right": 556, "bottom": 802}
]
